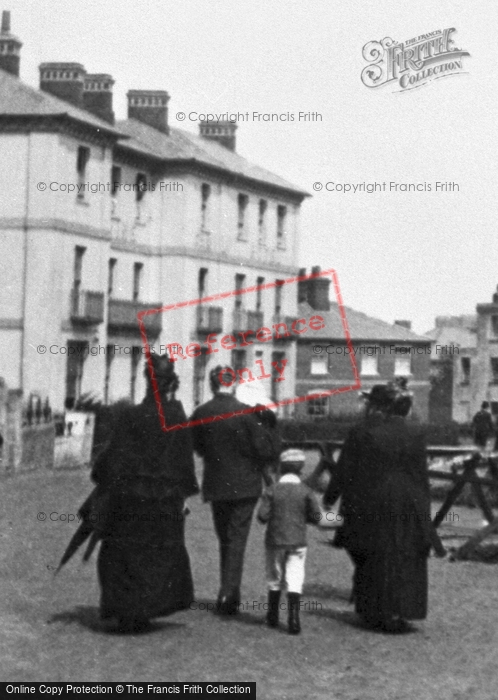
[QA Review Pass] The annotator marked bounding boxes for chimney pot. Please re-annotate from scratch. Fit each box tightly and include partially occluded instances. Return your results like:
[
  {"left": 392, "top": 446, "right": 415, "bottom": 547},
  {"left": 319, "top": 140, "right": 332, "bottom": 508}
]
[
  {"left": 199, "top": 119, "right": 237, "bottom": 151},
  {"left": 1, "top": 10, "right": 10, "bottom": 33},
  {"left": 39, "top": 63, "right": 86, "bottom": 108},
  {"left": 83, "top": 73, "right": 115, "bottom": 124},
  {"left": 297, "top": 268, "right": 308, "bottom": 304},
  {"left": 127, "top": 90, "right": 170, "bottom": 134},
  {"left": 306, "top": 266, "right": 330, "bottom": 311},
  {"left": 0, "top": 10, "right": 22, "bottom": 77}
]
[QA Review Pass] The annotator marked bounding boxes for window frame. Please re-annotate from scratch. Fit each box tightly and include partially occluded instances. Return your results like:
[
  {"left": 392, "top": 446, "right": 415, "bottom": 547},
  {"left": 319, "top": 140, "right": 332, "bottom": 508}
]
[
  {"left": 276, "top": 204, "right": 287, "bottom": 248},
  {"left": 360, "top": 355, "right": 379, "bottom": 376},
  {"left": 237, "top": 193, "right": 249, "bottom": 241},
  {"left": 394, "top": 355, "right": 412, "bottom": 377},
  {"left": 76, "top": 146, "right": 90, "bottom": 200},
  {"left": 310, "top": 357, "right": 328, "bottom": 376},
  {"left": 133, "top": 262, "right": 143, "bottom": 302}
]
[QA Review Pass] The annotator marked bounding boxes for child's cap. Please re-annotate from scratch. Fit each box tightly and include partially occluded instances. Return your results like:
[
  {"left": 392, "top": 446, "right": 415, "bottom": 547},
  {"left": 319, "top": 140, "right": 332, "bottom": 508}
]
[{"left": 280, "top": 449, "right": 306, "bottom": 463}]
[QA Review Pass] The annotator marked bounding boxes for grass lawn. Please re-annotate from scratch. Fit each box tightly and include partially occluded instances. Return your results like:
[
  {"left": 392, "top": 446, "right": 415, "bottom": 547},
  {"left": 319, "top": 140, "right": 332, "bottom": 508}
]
[{"left": 1, "top": 461, "right": 498, "bottom": 699}]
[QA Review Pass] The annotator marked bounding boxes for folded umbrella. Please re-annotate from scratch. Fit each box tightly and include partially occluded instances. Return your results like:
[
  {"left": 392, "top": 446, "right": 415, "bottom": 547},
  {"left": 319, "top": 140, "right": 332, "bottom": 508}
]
[{"left": 54, "top": 487, "right": 102, "bottom": 574}]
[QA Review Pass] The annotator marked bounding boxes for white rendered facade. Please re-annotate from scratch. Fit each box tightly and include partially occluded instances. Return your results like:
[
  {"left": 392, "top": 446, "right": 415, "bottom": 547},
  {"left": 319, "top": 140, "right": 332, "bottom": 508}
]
[{"left": 0, "top": 69, "right": 307, "bottom": 416}]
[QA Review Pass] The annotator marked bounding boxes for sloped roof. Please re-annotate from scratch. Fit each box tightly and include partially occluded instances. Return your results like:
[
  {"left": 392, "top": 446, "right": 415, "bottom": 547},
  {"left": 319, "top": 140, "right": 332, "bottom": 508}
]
[
  {"left": 116, "top": 118, "right": 309, "bottom": 197},
  {"left": 299, "top": 301, "right": 431, "bottom": 342},
  {"left": 0, "top": 68, "right": 125, "bottom": 138},
  {"left": 426, "top": 324, "right": 477, "bottom": 349},
  {"left": 425, "top": 315, "right": 477, "bottom": 348},
  {"left": 0, "top": 66, "right": 309, "bottom": 197}
]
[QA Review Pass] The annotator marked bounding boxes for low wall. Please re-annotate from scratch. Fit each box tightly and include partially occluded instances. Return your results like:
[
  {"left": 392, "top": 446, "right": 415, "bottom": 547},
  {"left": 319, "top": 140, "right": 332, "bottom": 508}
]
[
  {"left": 54, "top": 413, "right": 95, "bottom": 470},
  {"left": 18, "top": 423, "right": 55, "bottom": 473}
]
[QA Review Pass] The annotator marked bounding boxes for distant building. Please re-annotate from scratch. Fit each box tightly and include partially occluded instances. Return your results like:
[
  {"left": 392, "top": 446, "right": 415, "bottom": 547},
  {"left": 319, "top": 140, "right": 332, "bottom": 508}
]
[
  {"left": 295, "top": 269, "right": 432, "bottom": 420},
  {"left": 0, "top": 12, "right": 309, "bottom": 415},
  {"left": 474, "top": 286, "right": 498, "bottom": 421},
  {"left": 427, "top": 315, "right": 477, "bottom": 423},
  {"left": 428, "top": 287, "right": 498, "bottom": 424}
]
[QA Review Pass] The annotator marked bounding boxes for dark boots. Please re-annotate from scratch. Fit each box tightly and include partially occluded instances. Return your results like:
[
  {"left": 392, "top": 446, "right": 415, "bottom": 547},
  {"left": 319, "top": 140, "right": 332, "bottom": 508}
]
[
  {"left": 287, "top": 593, "right": 301, "bottom": 635},
  {"left": 266, "top": 591, "right": 301, "bottom": 634},
  {"left": 266, "top": 590, "right": 281, "bottom": 627}
]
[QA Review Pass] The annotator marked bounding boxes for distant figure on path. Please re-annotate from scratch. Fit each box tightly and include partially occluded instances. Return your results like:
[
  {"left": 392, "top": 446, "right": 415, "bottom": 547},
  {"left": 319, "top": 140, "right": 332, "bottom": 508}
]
[
  {"left": 191, "top": 365, "right": 280, "bottom": 615},
  {"left": 472, "top": 402, "right": 494, "bottom": 450}
]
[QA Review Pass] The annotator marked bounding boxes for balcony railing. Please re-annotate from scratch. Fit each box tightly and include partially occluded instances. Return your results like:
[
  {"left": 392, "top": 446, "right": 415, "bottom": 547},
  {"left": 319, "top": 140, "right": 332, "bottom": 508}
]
[
  {"left": 70, "top": 289, "right": 105, "bottom": 324},
  {"left": 232, "top": 309, "right": 264, "bottom": 335},
  {"left": 232, "top": 309, "right": 247, "bottom": 334},
  {"left": 108, "top": 299, "right": 163, "bottom": 336},
  {"left": 247, "top": 310, "right": 264, "bottom": 330},
  {"left": 196, "top": 306, "right": 223, "bottom": 335},
  {"left": 272, "top": 314, "right": 300, "bottom": 340}
]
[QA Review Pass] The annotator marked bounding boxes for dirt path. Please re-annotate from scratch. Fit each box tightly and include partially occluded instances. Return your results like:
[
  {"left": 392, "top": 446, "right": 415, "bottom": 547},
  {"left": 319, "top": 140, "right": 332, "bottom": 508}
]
[{"left": 1, "top": 468, "right": 498, "bottom": 699}]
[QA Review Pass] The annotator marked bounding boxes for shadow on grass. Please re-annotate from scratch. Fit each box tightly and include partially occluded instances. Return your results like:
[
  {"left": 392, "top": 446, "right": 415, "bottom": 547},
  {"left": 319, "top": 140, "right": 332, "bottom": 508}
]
[
  {"left": 303, "top": 582, "right": 352, "bottom": 601},
  {"left": 48, "top": 606, "right": 185, "bottom": 635},
  {"left": 305, "top": 607, "right": 418, "bottom": 634}
]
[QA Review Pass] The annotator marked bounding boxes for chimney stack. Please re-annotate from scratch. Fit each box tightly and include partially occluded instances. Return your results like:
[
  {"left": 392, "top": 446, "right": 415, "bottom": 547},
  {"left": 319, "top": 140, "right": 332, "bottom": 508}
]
[
  {"left": 127, "top": 90, "right": 170, "bottom": 134},
  {"left": 83, "top": 74, "right": 115, "bottom": 124},
  {"left": 306, "top": 266, "right": 331, "bottom": 311},
  {"left": 394, "top": 320, "right": 412, "bottom": 330},
  {"left": 297, "top": 268, "right": 308, "bottom": 304},
  {"left": 0, "top": 11, "right": 22, "bottom": 77},
  {"left": 199, "top": 120, "right": 237, "bottom": 151},
  {"left": 39, "top": 63, "right": 86, "bottom": 108}
]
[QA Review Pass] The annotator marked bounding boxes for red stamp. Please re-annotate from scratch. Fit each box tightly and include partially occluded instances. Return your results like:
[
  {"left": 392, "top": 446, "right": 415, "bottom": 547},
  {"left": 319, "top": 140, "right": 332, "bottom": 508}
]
[{"left": 138, "top": 268, "right": 360, "bottom": 431}]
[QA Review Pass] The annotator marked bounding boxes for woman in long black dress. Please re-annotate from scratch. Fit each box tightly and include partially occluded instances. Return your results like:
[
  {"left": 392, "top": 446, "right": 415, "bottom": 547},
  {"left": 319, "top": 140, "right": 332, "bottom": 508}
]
[
  {"left": 324, "top": 384, "right": 445, "bottom": 632},
  {"left": 91, "top": 354, "right": 199, "bottom": 632}
]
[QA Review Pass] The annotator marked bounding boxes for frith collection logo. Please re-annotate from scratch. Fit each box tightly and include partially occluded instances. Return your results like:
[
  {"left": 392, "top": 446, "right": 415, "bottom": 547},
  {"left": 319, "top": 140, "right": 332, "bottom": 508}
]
[{"left": 361, "top": 28, "right": 470, "bottom": 91}]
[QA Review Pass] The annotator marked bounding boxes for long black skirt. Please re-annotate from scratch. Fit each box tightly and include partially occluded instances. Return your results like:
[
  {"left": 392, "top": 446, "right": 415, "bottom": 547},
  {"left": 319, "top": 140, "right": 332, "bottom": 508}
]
[
  {"left": 350, "top": 474, "right": 431, "bottom": 624},
  {"left": 353, "top": 547, "right": 428, "bottom": 624},
  {"left": 98, "top": 495, "right": 194, "bottom": 621}
]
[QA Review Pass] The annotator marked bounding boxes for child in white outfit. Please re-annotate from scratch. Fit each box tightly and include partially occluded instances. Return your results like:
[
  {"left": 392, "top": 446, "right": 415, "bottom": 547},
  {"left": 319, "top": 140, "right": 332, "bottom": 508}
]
[{"left": 257, "top": 449, "right": 320, "bottom": 634}]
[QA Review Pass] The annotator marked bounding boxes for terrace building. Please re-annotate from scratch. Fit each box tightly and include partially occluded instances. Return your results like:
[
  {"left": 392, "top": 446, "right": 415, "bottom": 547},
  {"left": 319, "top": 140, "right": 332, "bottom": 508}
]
[{"left": 0, "top": 12, "right": 308, "bottom": 416}]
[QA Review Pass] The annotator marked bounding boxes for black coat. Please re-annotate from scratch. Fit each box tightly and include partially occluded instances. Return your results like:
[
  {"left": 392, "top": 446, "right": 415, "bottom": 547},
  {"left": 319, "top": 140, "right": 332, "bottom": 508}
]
[
  {"left": 92, "top": 396, "right": 199, "bottom": 501},
  {"left": 472, "top": 410, "right": 494, "bottom": 443},
  {"left": 87, "top": 395, "right": 198, "bottom": 621},
  {"left": 324, "top": 414, "right": 439, "bottom": 621},
  {"left": 191, "top": 394, "right": 280, "bottom": 502}
]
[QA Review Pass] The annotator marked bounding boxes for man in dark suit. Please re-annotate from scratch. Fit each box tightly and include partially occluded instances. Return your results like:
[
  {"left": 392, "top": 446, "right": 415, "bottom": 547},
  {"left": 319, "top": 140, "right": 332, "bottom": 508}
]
[{"left": 191, "top": 365, "right": 280, "bottom": 615}]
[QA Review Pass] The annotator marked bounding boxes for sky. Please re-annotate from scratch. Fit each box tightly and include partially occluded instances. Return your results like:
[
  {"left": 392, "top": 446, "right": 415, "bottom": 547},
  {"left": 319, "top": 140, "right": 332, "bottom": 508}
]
[{"left": 6, "top": 0, "right": 497, "bottom": 334}]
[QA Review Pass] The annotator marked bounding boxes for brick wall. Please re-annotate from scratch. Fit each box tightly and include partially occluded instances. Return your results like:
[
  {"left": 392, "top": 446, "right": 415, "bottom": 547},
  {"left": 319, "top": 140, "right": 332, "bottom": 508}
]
[{"left": 295, "top": 340, "right": 431, "bottom": 421}]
